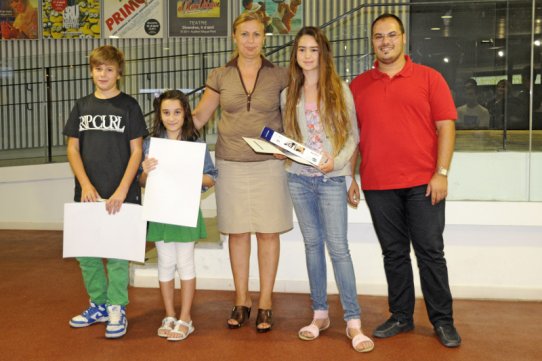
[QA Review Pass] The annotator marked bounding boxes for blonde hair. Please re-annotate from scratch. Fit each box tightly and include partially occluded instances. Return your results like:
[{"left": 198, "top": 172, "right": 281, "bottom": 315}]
[
  {"left": 89, "top": 45, "right": 125, "bottom": 76},
  {"left": 231, "top": 12, "right": 265, "bottom": 59},
  {"left": 283, "top": 27, "right": 349, "bottom": 155}
]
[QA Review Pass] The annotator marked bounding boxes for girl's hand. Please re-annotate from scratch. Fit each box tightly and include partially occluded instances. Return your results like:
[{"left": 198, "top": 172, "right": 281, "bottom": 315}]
[
  {"left": 81, "top": 184, "right": 101, "bottom": 202},
  {"left": 202, "top": 174, "right": 215, "bottom": 188},
  {"left": 347, "top": 178, "right": 361, "bottom": 207},
  {"left": 318, "top": 150, "right": 334, "bottom": 174},
  {"left": 142, "top": 157, "right": 158, "bottom": 174}
]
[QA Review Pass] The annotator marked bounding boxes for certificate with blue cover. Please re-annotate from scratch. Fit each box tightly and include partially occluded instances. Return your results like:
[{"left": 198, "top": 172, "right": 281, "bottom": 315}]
[{"left": 260, "top": 127, "right": 322, "bottom": 166}]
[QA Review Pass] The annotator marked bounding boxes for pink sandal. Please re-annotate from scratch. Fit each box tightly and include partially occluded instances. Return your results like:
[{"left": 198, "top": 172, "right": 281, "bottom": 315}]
[
  {"left": 346, "top": 319, "right": 375, "bottom": 353},
  {"left": 298, "top": 310, "right": 331, "bottom": 341}
]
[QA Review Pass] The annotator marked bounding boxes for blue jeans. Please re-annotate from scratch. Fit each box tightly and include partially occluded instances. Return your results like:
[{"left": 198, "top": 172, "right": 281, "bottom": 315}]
[
  {"left": 287, "top": 173, "right": 361, "bottom": 321},
  {"left": 364, "top": 185, "right": 454, "bottom": 327}
]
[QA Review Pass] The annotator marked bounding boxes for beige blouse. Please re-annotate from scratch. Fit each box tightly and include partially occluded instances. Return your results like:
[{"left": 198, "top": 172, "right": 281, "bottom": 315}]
[{"left": 206, "top": 57, "right": 289, "bottom": 162}]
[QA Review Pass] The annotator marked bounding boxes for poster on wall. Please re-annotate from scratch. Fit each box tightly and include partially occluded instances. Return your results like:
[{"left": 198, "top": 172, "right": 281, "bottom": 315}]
[
  {"left": 169, "top": 0, "right": 228, "bottom": 37},
  {"left": 240, "top": 0, "right": 303, "bottom": 35},
  {"left": 104, "top": 0, "right": 164, "bottom": 38},
  {"left": 42, "top": 0, "right": 100, "bottom": 39},
  {"left": 0, "top": 0, "right": 39, "bottom": 39}
]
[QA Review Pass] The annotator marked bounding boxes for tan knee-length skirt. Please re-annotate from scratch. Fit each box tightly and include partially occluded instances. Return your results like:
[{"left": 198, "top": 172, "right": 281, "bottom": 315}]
[{"left": 215, "top": 159, "right": 293, "bottom": 234}]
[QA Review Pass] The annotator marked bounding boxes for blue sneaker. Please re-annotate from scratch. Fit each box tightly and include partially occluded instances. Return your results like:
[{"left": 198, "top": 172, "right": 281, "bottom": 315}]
[
  {"left": 105, "top": 305, "right": 128, "bottom": 339},
  {"left": 69, "top": 302, "right": 108, "bottom": 328}
]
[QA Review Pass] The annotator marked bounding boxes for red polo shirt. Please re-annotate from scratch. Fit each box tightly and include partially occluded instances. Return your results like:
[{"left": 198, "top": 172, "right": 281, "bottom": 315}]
[{"left": 349, "top": 56, "right": 456, "bottom": 190}]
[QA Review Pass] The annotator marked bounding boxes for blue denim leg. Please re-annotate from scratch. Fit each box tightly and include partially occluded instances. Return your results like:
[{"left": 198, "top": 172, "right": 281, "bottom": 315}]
[{"left": 288, "top": 173, "right": 361, "bottom": 321}]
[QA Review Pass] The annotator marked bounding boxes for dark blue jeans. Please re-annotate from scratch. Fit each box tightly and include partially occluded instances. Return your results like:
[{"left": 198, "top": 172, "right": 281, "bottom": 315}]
[{"left": 364, "top": 185, "right": 454, "bottom": 326}]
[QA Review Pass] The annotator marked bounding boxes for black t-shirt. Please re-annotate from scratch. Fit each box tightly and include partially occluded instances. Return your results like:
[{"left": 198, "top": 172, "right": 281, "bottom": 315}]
[{"left": 63, "top": 92, "right": 149, "bottom": 203}]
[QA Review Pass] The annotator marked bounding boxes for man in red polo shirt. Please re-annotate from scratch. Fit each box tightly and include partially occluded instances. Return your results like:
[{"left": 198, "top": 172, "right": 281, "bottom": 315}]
[{"left": 349, "top": 13, "right": 461, "bottom": 348}]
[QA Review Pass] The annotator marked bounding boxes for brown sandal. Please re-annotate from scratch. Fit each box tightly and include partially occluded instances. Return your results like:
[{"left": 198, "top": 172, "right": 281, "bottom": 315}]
[
  {"left": 256, "top": 309, "right": 273, "bottom": 333},
  {"left": 227, "top": 306, "right": 251, "bottom": 329}
]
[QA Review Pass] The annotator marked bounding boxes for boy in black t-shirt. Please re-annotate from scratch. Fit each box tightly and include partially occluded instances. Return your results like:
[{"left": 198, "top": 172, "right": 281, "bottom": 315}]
[{"left": 63, "top": 45, "right": 148, "bottom": 339}]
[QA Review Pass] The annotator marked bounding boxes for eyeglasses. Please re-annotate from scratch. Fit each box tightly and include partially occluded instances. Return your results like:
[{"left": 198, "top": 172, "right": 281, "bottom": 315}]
[{"left": 372, "top": 31, "right": 402, "bottom": 42}]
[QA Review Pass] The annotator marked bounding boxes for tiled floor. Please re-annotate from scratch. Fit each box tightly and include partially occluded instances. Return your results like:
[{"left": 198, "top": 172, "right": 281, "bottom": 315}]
[{"left": 1, "top": 229, "right": 541, "bottom": 361}]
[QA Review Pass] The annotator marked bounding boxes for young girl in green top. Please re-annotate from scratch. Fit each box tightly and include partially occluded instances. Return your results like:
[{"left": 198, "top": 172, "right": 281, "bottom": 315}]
[{"left": 139, "top": 90, "right": 217, "bottom": 341}]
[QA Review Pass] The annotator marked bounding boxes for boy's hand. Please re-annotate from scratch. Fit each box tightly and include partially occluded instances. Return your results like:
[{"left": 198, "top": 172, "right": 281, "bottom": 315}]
[
  {"left": 81, "top": 184, "right": 101, "bottom": 202},
  {"left": 142, "top": 157, "right": 158, "bottom": 174},
  {"left": 106, "top": 189, "right": 127, "bottom": 215}
]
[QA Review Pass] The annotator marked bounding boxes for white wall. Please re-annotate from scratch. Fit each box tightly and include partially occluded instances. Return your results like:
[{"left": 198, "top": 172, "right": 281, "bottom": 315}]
[
  {"left": 449, "top": 152, "right": 542, "bottom": 201},
  {"left": 0, "top": 162, "right": 217, "bottom": 229},
  {"left": 0, "top": 163, "right": 73, "bottom": 230},
  {"left": 1, "top": 157, "right": 541, "bottom": 301}
]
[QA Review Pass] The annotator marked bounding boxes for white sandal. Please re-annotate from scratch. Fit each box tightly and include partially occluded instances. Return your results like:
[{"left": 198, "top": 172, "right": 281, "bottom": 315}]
[
  {"left": 346, "top": 319, "right": 374, "bottom": 353},
  {"left": 167, "top": 319, "right": 195, "bottom": 341},
  {"left": 157, "top": 316, "right": 177, "bottom": 338},
  {"left": 298, "top": 310, "right": 331, "bottom": 341}
]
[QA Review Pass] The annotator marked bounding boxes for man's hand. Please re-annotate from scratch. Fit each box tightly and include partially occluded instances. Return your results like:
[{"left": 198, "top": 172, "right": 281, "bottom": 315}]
[{"left": 426, "top": 173, "right": 448, "bottom": 205}]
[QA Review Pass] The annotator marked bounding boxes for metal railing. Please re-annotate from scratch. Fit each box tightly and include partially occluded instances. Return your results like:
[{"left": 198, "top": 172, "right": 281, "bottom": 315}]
[{"left": 0, "top": 0, "right": 539, "bottom": 166}]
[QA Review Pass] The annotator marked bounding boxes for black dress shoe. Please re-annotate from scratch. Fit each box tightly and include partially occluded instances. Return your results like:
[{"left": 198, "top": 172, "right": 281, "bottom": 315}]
[
  {"left": 434, "top": 324, "right": 462, "bottom": 347},
  {"left": 373, "top": 317, "right": 414, "bottom": 338}
]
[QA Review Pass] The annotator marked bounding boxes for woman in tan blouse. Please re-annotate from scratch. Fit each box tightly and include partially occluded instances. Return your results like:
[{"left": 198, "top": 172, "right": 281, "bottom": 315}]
[{"left": 192, "top": 12, "right": 292, "bottom": 333}]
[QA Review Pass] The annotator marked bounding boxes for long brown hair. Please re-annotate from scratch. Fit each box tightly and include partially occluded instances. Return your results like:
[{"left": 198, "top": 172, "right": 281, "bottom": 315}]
[
  {"left": 283, "top": 26, "right": 349, "bottom": 155},
  {"left": 151, "top": 90, "right": 199, "bottom": 141}
]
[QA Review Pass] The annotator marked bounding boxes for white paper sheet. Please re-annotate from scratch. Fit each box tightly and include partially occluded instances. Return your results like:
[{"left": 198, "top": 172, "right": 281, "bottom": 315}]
[
  {"left": 142, "top": 137, "right": 205, "bottom": 227},
  {"left": 63, "top": 203, "right": 147, "bottom": 262},
  {"left": 243, "top": 137, "right": 312, "bottom": 165}
]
